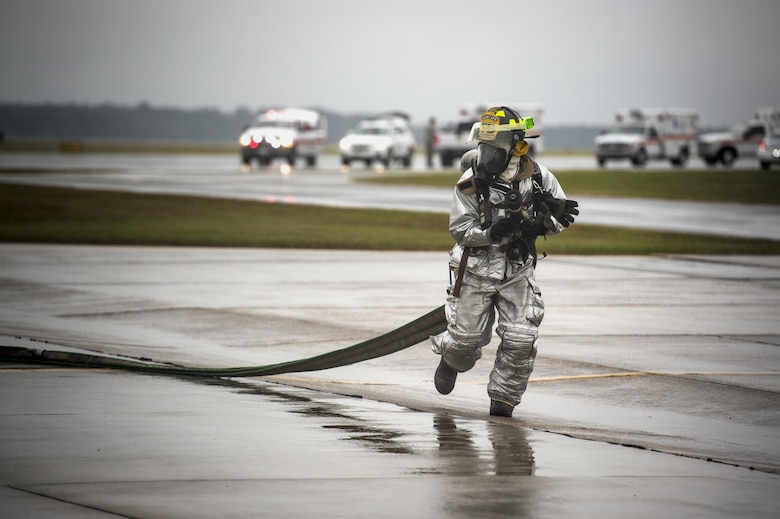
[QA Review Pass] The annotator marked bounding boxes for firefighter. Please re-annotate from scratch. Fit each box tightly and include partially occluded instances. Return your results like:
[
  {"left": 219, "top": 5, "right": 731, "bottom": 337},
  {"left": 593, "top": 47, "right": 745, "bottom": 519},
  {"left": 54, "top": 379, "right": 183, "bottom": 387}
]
[{"left": 430, "top": 106, "right": 578, "bottom": 417}]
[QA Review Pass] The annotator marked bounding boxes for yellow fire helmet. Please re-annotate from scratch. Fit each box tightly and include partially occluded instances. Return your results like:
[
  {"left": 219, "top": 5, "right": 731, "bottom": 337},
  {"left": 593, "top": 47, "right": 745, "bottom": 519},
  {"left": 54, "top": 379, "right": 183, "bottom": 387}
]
[{"left": 466, "top": 106, "right": 534, "bottom": 154}]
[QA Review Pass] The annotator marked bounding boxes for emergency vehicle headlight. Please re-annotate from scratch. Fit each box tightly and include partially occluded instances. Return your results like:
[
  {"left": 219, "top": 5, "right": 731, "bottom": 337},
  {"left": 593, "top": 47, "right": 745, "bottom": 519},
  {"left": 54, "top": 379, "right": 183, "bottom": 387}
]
[{"left": 239, "top": 134, "right": 252, "bottom": 147}]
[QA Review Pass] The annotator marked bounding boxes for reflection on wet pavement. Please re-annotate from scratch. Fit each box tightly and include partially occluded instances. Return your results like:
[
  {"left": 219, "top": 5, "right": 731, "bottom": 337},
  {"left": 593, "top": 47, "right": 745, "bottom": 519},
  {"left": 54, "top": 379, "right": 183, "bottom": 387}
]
[
  {"left": 434, "top": 414, "right": 535, "bottom": 476},
  {"left": 5, "top": 352, "right": 779, "bottom": 518},
  {"left": 322, "top": 424, "right": 414, "bottom": 455},
  {"left": 201, "top": 376, "right": 539, "bottom": 477}
]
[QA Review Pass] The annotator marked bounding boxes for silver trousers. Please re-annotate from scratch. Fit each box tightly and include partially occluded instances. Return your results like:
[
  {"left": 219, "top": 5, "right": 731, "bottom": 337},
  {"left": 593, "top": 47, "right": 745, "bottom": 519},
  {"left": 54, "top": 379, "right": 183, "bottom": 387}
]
[{"left": 431, "top": 261, "right": 545, "bottom": 406}]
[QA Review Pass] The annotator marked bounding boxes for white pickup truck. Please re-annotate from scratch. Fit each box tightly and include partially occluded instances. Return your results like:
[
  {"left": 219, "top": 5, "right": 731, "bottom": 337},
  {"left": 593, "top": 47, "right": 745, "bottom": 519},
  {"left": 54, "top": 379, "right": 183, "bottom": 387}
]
[
  {"left": 697, "top": 107, "right": 779, "bottom": 167},
  {"left": 436, "top": 117, "right": 478, "bottom": 168}
]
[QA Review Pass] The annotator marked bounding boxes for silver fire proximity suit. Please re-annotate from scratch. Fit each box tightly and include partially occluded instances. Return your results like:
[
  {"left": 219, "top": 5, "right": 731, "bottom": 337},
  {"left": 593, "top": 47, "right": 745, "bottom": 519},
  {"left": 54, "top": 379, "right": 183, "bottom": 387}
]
[{"left": 430, "top": 152, "right": 568, "bottom": 408}]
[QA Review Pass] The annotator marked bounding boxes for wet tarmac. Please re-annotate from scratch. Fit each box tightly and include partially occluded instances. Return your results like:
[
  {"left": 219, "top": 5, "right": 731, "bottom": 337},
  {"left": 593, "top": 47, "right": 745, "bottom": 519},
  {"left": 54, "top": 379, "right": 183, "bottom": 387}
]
[{"left": 1, "top": 244, "right": 779, "bottom": 517}]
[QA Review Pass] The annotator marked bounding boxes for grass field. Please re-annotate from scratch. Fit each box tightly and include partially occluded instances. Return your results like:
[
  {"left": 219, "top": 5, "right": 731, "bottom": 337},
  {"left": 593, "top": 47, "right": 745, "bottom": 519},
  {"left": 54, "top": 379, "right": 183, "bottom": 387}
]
[
  {"left": 2, "top": 183, "right": 779, "bottom": 254},
  {"left": 358, "top": 168, "right": 780, "bottom": 204}
]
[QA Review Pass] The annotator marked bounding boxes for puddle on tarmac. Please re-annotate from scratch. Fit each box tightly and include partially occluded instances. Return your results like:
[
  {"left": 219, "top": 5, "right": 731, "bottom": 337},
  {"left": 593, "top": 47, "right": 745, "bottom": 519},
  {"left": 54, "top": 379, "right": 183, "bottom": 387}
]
[{"left": 187, "top": 375, "right": 536, "bottom": 476}]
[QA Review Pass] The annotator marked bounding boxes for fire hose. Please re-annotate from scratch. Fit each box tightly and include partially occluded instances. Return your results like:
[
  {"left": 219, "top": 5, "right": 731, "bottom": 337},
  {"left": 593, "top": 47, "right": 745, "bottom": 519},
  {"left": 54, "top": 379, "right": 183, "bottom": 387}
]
[{"left": 0, "top": 306, "right": 447, "bottom": 377}]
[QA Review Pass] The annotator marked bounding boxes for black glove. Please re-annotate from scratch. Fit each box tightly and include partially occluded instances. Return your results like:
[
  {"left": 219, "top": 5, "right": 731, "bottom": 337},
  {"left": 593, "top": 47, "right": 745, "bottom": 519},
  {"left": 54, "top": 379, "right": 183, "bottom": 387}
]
[
  {"left": 488, "top": 218, "right": 520, "bottom": 242},
  {"left": 556, "top": 199, "right": 579, "bottom": 227},
  {"left": 518, "top": 219, "right": 547, "bottom": 239},
  {"left": 539, "top": 192, "right": 579, "bottom": 228}
]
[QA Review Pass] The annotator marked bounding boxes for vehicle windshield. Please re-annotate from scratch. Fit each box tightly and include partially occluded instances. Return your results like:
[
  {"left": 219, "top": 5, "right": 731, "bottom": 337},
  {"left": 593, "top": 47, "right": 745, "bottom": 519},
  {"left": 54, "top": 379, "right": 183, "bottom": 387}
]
[
  {"left": 730, "top": 124, "right": 746, "bottom": 135},
  {"left": 255, "top": 119, "right": 295, "bottom": 129},
  {"left": 457, "top": 121, "right": 478, "bottom": 133},
  {"left": 355, "top": 126, "right": 390, "bottom": 135},
  {"left": 606, "top": 126, "right": 645, "bottom": 135}
]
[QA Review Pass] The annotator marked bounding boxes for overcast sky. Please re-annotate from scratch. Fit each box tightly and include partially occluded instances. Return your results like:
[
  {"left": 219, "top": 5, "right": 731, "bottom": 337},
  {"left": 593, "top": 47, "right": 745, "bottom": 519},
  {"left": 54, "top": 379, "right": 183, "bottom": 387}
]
[{"left": 1, "top": 0, "right": 778, "bottom": 126}]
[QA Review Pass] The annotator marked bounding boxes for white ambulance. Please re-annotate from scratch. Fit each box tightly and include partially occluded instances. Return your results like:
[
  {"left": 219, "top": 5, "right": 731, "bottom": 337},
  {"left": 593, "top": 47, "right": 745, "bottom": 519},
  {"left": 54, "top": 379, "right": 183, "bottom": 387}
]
[
  {"left": 595, "top": 108, "right": 699, "bottom": 167},
  {"left": 239, "top": 108, "right": 327, "bottom": 167}
]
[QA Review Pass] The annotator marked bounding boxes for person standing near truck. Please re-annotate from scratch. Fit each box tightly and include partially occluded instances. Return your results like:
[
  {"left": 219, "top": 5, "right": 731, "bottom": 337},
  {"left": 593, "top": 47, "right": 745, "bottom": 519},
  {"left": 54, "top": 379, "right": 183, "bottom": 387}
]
[
  {"left": 430, "top": 106, "right": 578, "bottom": 417},
  {"left": 425, "top": 116, "right": 437, "bottom": 169}
]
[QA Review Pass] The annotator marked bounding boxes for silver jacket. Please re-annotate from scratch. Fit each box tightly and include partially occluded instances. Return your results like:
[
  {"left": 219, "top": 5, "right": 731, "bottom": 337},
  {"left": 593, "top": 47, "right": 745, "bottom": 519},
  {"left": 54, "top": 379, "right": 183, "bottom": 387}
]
[{"left": 448, "top": 154, "right": 568, "bottom": 280}]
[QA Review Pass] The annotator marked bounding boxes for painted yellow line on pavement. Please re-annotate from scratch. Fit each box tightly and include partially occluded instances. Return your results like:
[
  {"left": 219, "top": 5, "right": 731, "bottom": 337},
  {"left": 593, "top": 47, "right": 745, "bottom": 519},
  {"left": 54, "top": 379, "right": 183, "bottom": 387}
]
[
  {"left": 463, "top": 371, "right": 780, "bottom": 385},
  {"left": 531, "top": 371, "right": 658, "bottom": 382},
  {"left": 531, "top": 371, "right": 779, "bottom": 382}
]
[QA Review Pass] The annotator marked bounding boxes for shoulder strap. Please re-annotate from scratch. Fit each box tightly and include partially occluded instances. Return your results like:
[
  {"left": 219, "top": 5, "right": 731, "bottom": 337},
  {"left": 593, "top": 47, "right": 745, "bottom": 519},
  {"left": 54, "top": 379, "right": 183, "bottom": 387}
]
[
  {"left": 515, "top": 155, "right": 536, "bottom": 180},
  {"left": 456, "top": 174, "right": 477, "bottom": 195},
  {"left": 531, "top": 160, "right": 543, "bottom": 189}
]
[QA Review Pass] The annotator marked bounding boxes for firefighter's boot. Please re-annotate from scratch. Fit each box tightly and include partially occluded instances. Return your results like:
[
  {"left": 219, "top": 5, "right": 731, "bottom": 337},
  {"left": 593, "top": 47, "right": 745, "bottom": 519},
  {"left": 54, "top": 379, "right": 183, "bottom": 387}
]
[
  {"left": 489, "top": 399, "right": 515, "bottom": 417},
  {"left": 434, "top": 358, "right": 458, "bottom": 395}
]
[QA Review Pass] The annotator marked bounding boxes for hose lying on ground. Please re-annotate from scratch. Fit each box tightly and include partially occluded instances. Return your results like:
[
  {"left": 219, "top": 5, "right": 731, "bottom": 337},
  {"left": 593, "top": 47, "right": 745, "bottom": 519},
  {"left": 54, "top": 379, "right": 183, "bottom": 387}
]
[{"left": 0, "top": 306, "right": 447, "bottom": 377}]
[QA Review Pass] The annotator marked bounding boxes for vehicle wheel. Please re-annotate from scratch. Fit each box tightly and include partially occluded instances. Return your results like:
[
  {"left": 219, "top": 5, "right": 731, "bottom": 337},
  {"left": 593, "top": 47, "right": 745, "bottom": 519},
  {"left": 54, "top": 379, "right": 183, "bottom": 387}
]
[
  {"left": 341, "top": 156, "right": 350, "bottom": 167},
  {"left": 761, "top": 161, "right": 771, "bottom": 170},
  {"left": 382, "top": 151, "right": 393, "bottom": 168},
  {"left": 440, "top": 153, "right": 454, "bottom": 168},
  {"left": 631, "top": 149, "right": 647, "bottom": 166},
  {"left": 402, "top": 150, "right": 413, "bottom": 167},
  {"left": 597, "top": 158, "right": 606, "bottom": 168},
  {"left": 719, "top": 148, "right": 737, "bottom": 166},
  {"left": 306, "top": 155, "right": 317, "bottom": 167},
  {"left": 671, "top": 148, "right": 689, "bottom": 167}
]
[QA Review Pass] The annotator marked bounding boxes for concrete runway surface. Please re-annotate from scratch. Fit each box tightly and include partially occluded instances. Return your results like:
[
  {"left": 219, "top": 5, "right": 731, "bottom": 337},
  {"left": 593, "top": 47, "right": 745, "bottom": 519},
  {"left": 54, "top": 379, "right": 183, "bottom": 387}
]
[{"left": 1, "top": 244, "right": 779, "bottom": 518}]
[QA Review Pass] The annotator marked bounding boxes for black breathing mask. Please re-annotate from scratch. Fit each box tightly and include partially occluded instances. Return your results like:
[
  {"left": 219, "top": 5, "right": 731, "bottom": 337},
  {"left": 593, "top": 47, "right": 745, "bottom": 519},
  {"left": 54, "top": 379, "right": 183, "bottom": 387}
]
[
  {"left": 474, "top": 142, "right": 511, "bottom": 229},
  {"left": 475, "top": 142, "right": 509, "bottom": 185}
]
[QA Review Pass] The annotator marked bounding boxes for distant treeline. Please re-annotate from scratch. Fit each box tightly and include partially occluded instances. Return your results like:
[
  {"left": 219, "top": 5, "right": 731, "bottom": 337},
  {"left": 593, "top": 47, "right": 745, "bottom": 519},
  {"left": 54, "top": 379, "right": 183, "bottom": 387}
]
[
  {"left": 0, "top": 102, "right": 602, "bottom": 150},
  {"left": 0, "top": 103, "right": 284, "bottom": 143}
]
